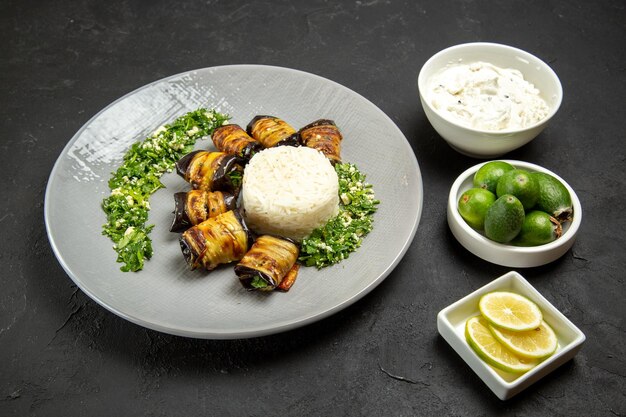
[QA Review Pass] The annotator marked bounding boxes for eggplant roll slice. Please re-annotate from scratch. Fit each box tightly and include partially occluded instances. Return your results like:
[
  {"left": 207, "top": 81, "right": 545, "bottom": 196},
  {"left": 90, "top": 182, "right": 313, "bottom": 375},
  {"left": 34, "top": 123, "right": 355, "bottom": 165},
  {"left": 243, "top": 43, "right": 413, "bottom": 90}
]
[
  {"left": 246, "top": 115, "right": 300, "bottom": 148},
  {"left": 211, "top": 124, "right": 262, "bottom": 162},
  {"left": 170, "top": 190, "right": 237, "bottom": 232},
  {"left": 180, "top": 210, "right": 251, "bottom": 271},
  {"left": 175, "top": 151, "right": 243, "bottom": 194},
  {"left": 234, "top": 235, "right": 300, "bottom": 291},
  {"left": 298, "top": 119, "right": 342, "bottom": 164}
]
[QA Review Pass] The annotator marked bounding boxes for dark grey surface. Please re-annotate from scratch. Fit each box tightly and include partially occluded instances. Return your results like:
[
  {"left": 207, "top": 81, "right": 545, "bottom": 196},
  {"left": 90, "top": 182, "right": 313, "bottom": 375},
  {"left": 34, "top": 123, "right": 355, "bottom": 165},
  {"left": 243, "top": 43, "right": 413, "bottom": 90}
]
[{"left": 1, "top": 0, "right": 624, "bottom": 416}]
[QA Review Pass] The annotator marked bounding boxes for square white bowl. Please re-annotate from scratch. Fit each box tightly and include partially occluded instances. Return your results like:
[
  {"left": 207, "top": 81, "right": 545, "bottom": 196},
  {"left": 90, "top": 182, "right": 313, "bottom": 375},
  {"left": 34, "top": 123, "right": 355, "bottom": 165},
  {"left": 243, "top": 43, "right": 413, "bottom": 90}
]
[{"left": 437, "top": 271, "right": 585, "bottom": 400}]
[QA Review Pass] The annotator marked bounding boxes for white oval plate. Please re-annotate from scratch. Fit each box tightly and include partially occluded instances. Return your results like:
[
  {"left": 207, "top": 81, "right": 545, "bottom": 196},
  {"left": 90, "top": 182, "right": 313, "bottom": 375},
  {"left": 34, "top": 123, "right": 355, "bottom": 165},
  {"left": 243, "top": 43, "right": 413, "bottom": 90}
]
[{"left": 45, "top": 65, "right": 423, "bottom": 339}]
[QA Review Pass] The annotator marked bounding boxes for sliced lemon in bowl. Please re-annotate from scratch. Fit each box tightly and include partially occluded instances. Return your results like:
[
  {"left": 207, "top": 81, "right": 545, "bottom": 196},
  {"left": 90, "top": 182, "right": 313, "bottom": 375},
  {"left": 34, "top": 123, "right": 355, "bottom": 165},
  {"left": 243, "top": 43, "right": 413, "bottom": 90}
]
[
  {"left": 489, "top": 320, "right": 558, "bottom": 359},
  {"left": 479, "top": 291, "right": 542, "bottom": 331},
  {"left": 465, "top": 316, "right": 539, "bottom": 374}
]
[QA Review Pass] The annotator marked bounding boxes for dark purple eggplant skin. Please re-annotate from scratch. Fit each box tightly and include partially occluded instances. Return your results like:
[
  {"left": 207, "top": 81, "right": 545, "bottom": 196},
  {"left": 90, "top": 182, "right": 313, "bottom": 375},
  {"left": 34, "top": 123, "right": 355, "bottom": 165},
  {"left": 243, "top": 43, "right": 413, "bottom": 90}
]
[
  {"left": 213, "top": 153, "right": 243, "bottom": 194},
  {"left": 170, "top": 192, "right": 192, "bottom": 233},
  {"left": 223, "top": 193, "right": 237, "bottom": 211},
  {"left": 179, "top": 227, "right": 203, "bottom": 269},
  {"left": 175, "top": 150, "right": 202, "bottom": 178},
  {"left": 298, "top": 119, "right": 337, "bottom": 132},
  {"left": 274, "top": 133, "right": 302, "bottom": 148},
  {"left": 240, "top": 141, "right": 263, "bottom": 163},
  {"left": 179, "top": 236, "right": 193, "bottom": 265},
  {"left": 233, "top": 265, "right": 276, "bottom": 291},
  {"left": 232, "top": 208, "right": 255, "bottom": 247}
]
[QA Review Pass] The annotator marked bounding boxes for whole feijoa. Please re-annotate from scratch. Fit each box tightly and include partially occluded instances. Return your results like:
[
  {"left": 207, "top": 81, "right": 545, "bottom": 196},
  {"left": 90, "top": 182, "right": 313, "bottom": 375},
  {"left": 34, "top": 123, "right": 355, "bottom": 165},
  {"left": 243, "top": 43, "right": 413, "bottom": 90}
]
[
  {"left": 484, "top": 194, "right": 525, "bottom": 243},
  {"left": 473, "top": 161, "right": 516, "bottom": 194},
  {"left": 532, "top": 172, "right": 573, "bottom": 222},
  {"left": 496, "top": 169, "right": 539, "bottom": 210},
  {"left": 458, "top": 188, "right": 497, "bottom": 230},
  {"left": 513, "top": 210, "right": 562, "bottom": 246}
]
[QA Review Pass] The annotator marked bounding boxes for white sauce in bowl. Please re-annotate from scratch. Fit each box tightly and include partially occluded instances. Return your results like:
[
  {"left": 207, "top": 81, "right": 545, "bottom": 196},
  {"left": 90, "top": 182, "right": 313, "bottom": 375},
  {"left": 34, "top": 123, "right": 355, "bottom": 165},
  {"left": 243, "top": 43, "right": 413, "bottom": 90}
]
[{"left": 429, "top": 61, "right": 550, "bottom": 131}]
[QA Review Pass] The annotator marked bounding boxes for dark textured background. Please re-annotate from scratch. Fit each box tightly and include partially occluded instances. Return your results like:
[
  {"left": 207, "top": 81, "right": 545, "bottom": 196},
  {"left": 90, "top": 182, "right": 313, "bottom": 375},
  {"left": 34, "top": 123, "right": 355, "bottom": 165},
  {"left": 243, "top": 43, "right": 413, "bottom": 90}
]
[{"left": 2, "top": 0, "right": 625, "bottom": 416}]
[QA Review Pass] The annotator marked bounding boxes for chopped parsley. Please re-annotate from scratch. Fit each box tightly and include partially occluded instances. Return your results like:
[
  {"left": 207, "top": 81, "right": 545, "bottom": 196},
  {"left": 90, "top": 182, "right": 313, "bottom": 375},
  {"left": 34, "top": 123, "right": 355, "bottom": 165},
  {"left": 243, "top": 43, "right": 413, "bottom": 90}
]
[
  {"left": 101, "top": 108, "right": 229, "bottom": 272},
  {"left": 299, "top": 163, "right": 380, "bottom": 268},
  {"left": 250, "top": 276, "right": 269, "bottom": 289},
  {"left": 227, "top": 170, "right": 243, "bottom": 188}
]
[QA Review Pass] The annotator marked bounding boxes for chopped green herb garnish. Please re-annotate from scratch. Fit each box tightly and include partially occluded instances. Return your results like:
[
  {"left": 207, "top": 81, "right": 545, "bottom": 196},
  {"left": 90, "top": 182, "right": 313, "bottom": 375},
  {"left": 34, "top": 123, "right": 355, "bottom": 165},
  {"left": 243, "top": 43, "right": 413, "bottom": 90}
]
[
  {"left": 101, "top": 108, "right": 229, "bottom": 272},
  {"left": 227, "top": 170, "right": 243, "bottom": 188},
  {"left": 299, "top": 163, "right": 380, "bottom": 268},
  {"left": 250, "top": 276, "right": 269, "bottom": 289}
]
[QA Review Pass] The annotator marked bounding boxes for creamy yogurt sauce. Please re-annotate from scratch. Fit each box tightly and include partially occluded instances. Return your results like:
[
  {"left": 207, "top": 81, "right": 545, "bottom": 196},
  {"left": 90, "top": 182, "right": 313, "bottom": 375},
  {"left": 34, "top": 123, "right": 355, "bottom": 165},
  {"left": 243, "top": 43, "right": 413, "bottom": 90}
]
[{"left": 429, "top": 61, "right": 550, "bottom": 131}]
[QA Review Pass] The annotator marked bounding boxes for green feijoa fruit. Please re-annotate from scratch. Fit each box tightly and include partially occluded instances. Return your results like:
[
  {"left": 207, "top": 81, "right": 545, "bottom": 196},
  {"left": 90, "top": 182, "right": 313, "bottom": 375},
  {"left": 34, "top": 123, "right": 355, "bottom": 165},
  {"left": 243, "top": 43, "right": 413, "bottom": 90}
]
[
  {"left": 532, "top": 172, "right": 573, "bottom": 222},
  {"left": 496, "top": 169, "right": 539, "bottom": 210},
  {"left": 473, "top": 161, "right": 516, "bottom": 194},
  {"left": 513, "top": 210, "right": 562, "bottom": 246},
  {"left": 484, "top": 195, "right": 525, "bottom": 243},
  {"left": 458, "top": 188, "right": 497, "bottom": 230}
]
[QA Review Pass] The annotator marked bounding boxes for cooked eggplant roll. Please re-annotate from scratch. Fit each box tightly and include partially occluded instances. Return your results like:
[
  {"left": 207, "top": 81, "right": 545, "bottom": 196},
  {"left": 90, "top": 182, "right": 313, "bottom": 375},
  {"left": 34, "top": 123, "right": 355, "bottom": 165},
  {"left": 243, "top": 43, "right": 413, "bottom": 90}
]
[
  {"left": 234, "top": 235, "right": 300, "bottom": 291},
  {"left": 246, "top": 115, "right": 300, "bottom": 148},
  {"left": 179, "top": 210, "right": 251, "bottom": 271},
  {"left": 211, "top": 124, "right": 262, "bottom": 162},
  {"left": 175, "top": 151, "right": 243, "bottom": 194},
  {"left": 298, "top": 119, "right": 342, "bottom": 164},
  {"left": 170, "top": 190, "right": 237, "bottom": 232}
]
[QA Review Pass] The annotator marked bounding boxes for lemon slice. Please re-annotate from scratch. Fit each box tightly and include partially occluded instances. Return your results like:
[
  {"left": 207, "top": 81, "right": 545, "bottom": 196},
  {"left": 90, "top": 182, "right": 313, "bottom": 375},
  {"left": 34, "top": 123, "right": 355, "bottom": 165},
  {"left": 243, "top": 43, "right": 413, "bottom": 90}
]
[
  {"left": 465, "top": 316, "right": 539, "bottom": 373},
  {"left": 479, "top": 291, "right": 542, "bottom": 331},
  {"left": 489, "top": 320, "right": 558, "bottom": 359}
]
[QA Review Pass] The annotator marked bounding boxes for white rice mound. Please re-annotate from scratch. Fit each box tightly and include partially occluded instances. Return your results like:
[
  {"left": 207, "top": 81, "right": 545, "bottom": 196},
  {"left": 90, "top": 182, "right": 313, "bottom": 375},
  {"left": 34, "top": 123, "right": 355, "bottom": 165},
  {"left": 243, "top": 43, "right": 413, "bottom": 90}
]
[{"left": 242, "top": 146, "right": 339, "bottom": 240}]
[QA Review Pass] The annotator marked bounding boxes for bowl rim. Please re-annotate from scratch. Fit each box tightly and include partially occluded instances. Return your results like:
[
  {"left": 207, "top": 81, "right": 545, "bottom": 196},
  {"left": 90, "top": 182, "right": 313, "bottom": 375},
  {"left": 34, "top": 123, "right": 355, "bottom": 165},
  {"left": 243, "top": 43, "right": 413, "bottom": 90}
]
[
  {"left": 448, "top": 160, "right": 582, "bottom": 255},
  {"left": 417, "top": 42, "right": 563, "bottom": 135}
]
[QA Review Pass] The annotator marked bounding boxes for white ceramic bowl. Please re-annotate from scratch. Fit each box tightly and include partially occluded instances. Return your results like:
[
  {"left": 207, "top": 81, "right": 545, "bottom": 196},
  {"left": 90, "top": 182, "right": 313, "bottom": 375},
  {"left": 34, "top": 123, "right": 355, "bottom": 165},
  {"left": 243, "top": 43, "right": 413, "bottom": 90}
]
[
  {"left": 447, "top": 160, "right": 582, "bottom": 267},
  {"left": 418, "top": 42, "right": 563, "bottom": 158},
  {"left": 437, "top": 271, "right": 586, "bottom": 400}
]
